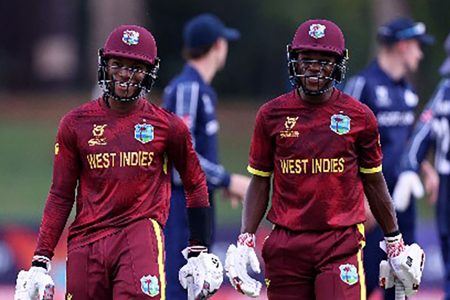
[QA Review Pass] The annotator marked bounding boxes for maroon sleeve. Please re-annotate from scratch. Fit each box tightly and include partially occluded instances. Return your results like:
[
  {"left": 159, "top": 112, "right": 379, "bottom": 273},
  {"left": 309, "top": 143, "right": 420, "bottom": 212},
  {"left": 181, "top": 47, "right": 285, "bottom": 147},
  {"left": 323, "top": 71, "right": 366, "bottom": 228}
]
[
  {"left": 357, "top": 105, "right": 383, "bottom": 171},
  {"left": 35, "top": 115, "right": 79, "bottom": 259},
  {"left": 248, "top": 106, "right": 274, "bottom": 175},
  {"left": 167, "top": 116, "right": 209, "bottom": 208}
]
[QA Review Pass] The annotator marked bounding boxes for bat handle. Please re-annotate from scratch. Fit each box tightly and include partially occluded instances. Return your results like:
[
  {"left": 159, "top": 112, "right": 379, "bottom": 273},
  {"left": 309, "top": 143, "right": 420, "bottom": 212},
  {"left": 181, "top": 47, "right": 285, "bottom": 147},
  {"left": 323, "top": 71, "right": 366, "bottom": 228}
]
[
  {"left": 395, "top": 279, "right": 406, "bottom": 300},
  {"left": 187, "top": 276, "right": 196, "bottom": 300}
]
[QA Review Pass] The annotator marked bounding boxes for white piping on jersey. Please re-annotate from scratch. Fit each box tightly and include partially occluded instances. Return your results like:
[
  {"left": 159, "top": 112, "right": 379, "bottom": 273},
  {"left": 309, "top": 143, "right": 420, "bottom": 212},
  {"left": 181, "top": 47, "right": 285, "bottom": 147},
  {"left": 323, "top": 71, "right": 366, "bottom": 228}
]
[
  {"left": 344, "top": 76, "right": 366, "bottom": 100},
  {"left": 407, "top": 83, "right": 444, "bottom": 170},
  {"left": 408, "top": 120, "right": 432, "bottom": 170},
  {"left": 176, "top": 82, "right": 199, "bottom": 135},
  {"left": 173, "top": 81, "right": 226, "bottom": 187}
]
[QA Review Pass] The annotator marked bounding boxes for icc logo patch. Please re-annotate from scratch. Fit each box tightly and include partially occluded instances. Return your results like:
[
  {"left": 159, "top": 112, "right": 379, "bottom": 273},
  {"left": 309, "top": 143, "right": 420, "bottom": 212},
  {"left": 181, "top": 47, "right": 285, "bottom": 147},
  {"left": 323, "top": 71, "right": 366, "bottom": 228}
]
[
  {"left": 339, "top": 263, "right": 359, "bottom": 285},
  {"left": 140, "top": 275, "right": 160, "bottom": 297},
  {"left": 309, "top": 24, "right": 326, "bottom": 39},
  {"left": 134, "top": 123, "right": 154, "bottom": 144},
  {"left": 330, "top": 114, "right": 350, "bottom": 135},
  {"left": 122, "top": 30, "right": 140, "bottom": 46},
  {"left": 280, "top": 116, "right": 299, "bottom": 138},
  {"left": 88, "top": 124, "right": 108, "bottom": 146}
]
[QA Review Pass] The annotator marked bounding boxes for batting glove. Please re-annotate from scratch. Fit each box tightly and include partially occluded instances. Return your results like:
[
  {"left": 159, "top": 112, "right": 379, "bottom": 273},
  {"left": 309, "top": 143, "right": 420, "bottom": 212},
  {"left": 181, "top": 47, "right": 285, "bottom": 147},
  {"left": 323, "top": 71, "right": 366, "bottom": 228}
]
[
  {"left": 379, "top": 260, "right": 395, "bottom": 289},
  {"left": 225, "top": 233, "right": 262, "bottom": 298},
  {"left": 393, "top": 171, "right": 424, "bottom": 212},
  {"left": 14, "top": 256, "right": 54, "bottom": 300},
  {"left": 179, "top": 246, "right": 224, "bottom": 300},
  {"left": 380, "top": 234, "right": 425, "bottom": 297}
]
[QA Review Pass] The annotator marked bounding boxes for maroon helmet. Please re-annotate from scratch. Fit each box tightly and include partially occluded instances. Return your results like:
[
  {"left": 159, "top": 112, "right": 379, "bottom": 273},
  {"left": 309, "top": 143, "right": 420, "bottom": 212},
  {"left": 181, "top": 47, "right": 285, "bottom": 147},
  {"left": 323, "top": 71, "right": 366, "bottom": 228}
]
[
  {"left": 103, "top": 25, "right": 158, "bottom": 65},
  {"left": 287, "top": 19, "right": 349, "bottom": 95},
  {"left": 291, "top": 19, "right": 346, "bottom": 57},
  {"left": 98, "top": 25, "right": 160, "bottom": 102}
]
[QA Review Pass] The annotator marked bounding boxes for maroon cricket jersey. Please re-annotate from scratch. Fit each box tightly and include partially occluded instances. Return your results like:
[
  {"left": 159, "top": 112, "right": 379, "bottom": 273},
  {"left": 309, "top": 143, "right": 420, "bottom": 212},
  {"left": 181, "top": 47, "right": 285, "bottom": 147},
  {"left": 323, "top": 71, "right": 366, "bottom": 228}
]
[
  {"left": 35, "top": 97, "right": 209, "bottom": 258},
  {"left": 248, "top": 88, "right": 382, "bottom": 231}
]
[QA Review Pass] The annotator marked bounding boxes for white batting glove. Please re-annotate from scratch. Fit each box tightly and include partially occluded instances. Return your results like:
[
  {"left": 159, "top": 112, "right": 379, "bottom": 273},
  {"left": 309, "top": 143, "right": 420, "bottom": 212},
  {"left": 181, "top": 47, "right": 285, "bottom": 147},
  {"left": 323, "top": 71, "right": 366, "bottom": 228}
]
[
  {"left": 225, "top": 233, "right": 262, "bottom": 298},
  {"left": 379, "top": 260, "right": 395, "bottom": 289},
  {"left": 380, "top": 234, "right": 425, "bottom": 298},
  {"left": 14, "top": 256, "right": 54, "bottom": 300},
  {"left": 179, "top": 246, "right": 224, "bottom": 300},
  {"left": 393, "top": 171, "right": 424, "bottom": 212}
]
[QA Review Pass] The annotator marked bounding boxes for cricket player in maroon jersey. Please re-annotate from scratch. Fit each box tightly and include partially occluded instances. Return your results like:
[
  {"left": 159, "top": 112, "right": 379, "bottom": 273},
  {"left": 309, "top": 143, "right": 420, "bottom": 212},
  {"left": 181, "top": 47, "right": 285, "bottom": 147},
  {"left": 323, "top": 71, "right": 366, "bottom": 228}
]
[
  {"left": 14, "top": 25, "right": 223, "bottom": 300},
  {"left": 224, "top": 19, "right": 425, "bottom": 299}
]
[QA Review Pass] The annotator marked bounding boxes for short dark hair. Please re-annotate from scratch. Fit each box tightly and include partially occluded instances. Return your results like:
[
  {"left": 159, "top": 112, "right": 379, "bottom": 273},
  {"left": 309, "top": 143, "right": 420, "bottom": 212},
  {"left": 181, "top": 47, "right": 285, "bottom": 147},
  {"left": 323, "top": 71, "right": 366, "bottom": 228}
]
[{"left": 182, "top": 44, "right": 214, "bottom": 60}]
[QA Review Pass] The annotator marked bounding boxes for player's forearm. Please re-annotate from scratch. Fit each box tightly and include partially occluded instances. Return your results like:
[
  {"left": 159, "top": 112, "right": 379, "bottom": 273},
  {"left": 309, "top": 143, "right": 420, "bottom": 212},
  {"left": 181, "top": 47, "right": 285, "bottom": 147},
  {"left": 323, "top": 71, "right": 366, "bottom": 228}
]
[
  {"left": 362, "top": 172, "right": 398, "bottom": 234},
  {"left": 35, "top": 192, "right": 74, "bottom": 259},
  {"left": 241, "top": 175, "right": 270, "bottom": 233}
]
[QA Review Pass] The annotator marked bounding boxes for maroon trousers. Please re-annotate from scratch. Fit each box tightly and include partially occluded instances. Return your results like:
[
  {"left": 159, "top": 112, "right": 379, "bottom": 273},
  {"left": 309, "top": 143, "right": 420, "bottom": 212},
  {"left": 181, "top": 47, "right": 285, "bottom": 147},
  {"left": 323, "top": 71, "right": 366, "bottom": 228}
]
[
  {"left": 66, "top": 218, "right": 166, "bottom": 300},
  {"left": 262, "top": 224, "right": 366, "bottom": 300}
]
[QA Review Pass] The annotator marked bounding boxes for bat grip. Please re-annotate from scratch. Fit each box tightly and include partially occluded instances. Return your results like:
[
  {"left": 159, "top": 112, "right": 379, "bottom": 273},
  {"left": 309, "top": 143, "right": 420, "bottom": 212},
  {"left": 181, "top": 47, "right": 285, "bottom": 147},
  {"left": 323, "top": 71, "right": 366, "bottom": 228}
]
[
  {"left": 395, "top": 279, "right": 406, "bottom": 300},
  {"left": 187, "top": 276, "right": 196, "bottom": 300}
]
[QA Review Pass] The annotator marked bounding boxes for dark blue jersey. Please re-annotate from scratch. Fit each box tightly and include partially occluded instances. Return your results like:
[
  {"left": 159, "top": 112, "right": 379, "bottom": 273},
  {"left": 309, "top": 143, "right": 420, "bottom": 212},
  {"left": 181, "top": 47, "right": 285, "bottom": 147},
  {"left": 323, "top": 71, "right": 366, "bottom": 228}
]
[
  {"left": 344, "top": 60, "right": 419, "bottom": 188},
  {"left": 402, "top": 78, "right": 450, "bottom": 175},
  {"left": 163, "top": 64, "right": 231, "bottom": 190}
]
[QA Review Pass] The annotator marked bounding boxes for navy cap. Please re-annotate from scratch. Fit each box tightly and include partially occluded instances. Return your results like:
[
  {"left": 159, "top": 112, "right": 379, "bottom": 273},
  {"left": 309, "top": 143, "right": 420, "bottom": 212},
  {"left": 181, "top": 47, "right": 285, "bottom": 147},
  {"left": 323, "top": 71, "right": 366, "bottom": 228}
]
[
  {"left": 439, "top": 33, "right": 450, "bottom": 76},
  {"left": 377, "top": 17, "right": 434, "bottom": 45},
  {"left": 183, "top": 13, "right": 240, "bottom": 49}
]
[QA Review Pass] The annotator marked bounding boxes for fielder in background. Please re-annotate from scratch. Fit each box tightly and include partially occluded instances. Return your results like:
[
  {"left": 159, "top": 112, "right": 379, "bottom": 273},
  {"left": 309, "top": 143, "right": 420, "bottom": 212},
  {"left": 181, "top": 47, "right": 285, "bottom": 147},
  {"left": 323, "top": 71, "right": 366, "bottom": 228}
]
[
  {"left": 393, "top": 32, "right": 450, "bottom": 300},
  {"left": 162, "top": 13, "right": 250, "bottom": 300},
  {"left": 344, "top": 17, "right": 438, "bottom": 299},
  {"left": 14, "top": 24, "right": 223, "bottom": 300},
  {"left": 224, "top": 19, "right": 425, "bottom": 300}
]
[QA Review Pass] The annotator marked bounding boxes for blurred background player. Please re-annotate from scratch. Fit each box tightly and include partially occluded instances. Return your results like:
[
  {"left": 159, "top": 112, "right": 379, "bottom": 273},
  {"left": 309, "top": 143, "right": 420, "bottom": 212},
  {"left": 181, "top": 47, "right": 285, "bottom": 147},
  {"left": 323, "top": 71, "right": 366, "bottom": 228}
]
[
  {"left": 393, "top": 32, "right": 450, "bottom": 300},
  {"left": 224, "top": 19, "right": 424, "bottom": 300},
  {"left": 162, "top": 13, "right": 250, "bottom": 299},
  {"left": 14, "top": 24, "right": 223, "bottom": 300},
  {"left": 344, "top": 17, "right": 438, "bottom": 299}
]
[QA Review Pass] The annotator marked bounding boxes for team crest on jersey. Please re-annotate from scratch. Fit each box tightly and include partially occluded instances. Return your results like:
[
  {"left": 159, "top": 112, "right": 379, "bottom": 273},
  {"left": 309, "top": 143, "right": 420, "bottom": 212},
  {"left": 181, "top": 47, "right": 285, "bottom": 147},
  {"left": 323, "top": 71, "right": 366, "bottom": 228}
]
[
  {"left": 140, "top": 275, "right": 160, "bottom": 297},
  {"left": 309, "top": 24, "right": 326, "bottom": 39},
  {"left": 280, "top": 116, "right": 299, "bottom": 138},
  {"left": 134, "top": 123, "right": 154, "bottom": 144},
  {"left": 330, "top": 114, "right": 350, "bottom": 135},
  {"left": 88, "top": 124, "right": 108, "bottom": 146},
  {"left": 339, "top": 264, "right": 359, "bottom": 285},
  {"left": 122, "top": 30, "right": 140, "bottom": 46}
]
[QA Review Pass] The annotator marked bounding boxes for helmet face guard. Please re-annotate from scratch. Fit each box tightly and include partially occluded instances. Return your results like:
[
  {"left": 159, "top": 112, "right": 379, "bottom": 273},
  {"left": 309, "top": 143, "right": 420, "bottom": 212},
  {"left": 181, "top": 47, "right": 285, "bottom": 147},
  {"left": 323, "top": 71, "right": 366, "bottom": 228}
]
[
  {"left": 287, "top": 44, "right": 348, "bottom": 95},
  {"left": 287, "top": 19, "right": 349, "bottom": 95},
  {"left": 98, "top": 49, "right": 160, "bottom": 102},
  {"left": 97, "top": 25, "right": 160, "bottom": 102}
]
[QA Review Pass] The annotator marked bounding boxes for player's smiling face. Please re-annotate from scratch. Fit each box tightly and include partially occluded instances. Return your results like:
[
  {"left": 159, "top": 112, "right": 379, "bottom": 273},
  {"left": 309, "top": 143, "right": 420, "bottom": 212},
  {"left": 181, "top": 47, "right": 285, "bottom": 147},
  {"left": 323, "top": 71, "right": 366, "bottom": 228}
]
[
  {"left": 296, "top": 51, "right": 336, "bottom": 91},
  {"left": 106, "top": 57, "right": 149, "bottom": 98}
]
